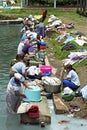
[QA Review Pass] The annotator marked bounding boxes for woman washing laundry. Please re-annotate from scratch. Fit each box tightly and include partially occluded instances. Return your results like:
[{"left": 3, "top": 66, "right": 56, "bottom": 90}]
[
  {"left": 6, "top": 73, "right": 32, "bottom": 114},
  {"left": 60, "top": 64, "right": 80, "bottom": 91},
  {"left": 35, "top": 22, "right": 46, "bottom": 38},
  {"left": 9, "top": 57, "right": 29, "bottom": 78}
]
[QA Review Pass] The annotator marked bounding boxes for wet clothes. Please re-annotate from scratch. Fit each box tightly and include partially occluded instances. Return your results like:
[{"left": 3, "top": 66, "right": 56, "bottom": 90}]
[{"left": 6, "top": 77, "right": 25, "bottom": 113}]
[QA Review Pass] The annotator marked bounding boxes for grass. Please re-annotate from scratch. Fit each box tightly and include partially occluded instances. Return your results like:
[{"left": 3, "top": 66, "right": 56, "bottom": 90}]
[
  {"left": 0, "top": 8, "right": 87, "bottom": 67},
  {"left": 45, "top": 29, "right": 87, "bottom": 64}
]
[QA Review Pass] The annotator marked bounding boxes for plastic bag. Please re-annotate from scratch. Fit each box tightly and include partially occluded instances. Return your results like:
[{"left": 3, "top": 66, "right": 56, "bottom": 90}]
[{"left": 80, "top": 85, "right": 87, "bottom": 100}]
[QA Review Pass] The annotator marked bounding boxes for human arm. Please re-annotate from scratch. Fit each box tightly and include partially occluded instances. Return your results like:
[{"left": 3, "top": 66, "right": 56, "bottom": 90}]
[
  {"left": 60, "top": 65, "right": 71, "bottom": 80},
  {"left": 59, "top": 66, "right": 65, "bottom": 80},
  {"left": 22, "top": 81, "right": 32, "bottom": 89},
  {"left": 21, "top": 72, "right": 28, "bottom": 79},
  {"left": 13, "top": 86, "right": 27, "bottom": 98},
  {"left": 21, "top": 62, "right": 29, "bottom": 78},
  {"left": 15, "top": 92, "right": 27, "bottom": 98}
]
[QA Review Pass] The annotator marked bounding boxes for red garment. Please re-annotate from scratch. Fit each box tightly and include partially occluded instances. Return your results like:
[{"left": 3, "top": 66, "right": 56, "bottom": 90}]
[
  {"left": 40, "top": 45, "right": 46, "bottom": 50},
  {"left": 43, "top": 10, "right": 47, "bottom": 17},
  {"left": 27, "top": 105, "right": 40, "bottom": 118}
]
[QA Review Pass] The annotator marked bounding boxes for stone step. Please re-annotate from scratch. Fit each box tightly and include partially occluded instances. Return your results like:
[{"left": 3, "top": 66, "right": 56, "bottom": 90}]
[
  {"left": 53, "top": 93, "right": 69, "bottom": 114},
  {"left": 20, "top": 96, "right": 51, "bottom": 124}
]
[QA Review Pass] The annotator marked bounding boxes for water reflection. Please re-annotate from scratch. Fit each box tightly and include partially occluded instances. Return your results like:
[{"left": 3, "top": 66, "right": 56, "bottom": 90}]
[
  {"left": 0, "top": 24, "right": 21, "bottom": 83},
  {"left": 0, "top": 24, "right": 22, "bottom": 130}
]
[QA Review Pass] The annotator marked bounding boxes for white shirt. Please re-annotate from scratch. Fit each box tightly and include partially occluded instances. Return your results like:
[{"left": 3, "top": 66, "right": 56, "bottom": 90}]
[
  {"left": 17, "top": 42, "right": 24, "bottom": 54},
  {"left": 67, "top": 70, "right": 80, "bottom": 86}
]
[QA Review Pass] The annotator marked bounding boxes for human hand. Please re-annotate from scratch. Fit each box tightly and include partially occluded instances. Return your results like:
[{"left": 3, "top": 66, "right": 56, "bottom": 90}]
[
  {"left": 61, "top": 66, "right": 65, "bottom": 70},
  {"left": 60, "top": 67, "right": 65, "bottom": 74},
  {"left": 59, "top": 67, "right": 65, "bottom": 80},
  {"left": 23, "top": 94, "right": 27, "bottom": 98}
]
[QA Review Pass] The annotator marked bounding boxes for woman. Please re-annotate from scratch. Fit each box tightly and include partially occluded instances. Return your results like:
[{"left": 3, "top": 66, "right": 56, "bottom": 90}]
[
  {"left": 10, "top": 57, "right": 29, "bottom": 78},
  {"left": 35, "top": 22, "right": 46, "bottom": 38},
  {"left": 60, "top": 64, "right": 80, "bottom": 91},
  {"left": 10, "top": 54, "right": 23, "bottom": 67},
  {"left": 6, "top": 73, "right": 32, "bottom": 114}
]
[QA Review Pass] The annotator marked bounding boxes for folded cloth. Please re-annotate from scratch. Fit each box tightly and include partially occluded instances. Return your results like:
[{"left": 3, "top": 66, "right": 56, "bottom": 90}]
[
  {"left": 27, "top": 105, "right": 40, "bottom": 118},
  {"left": 29, "top": 105, "right": 39, "bottom": 112}
]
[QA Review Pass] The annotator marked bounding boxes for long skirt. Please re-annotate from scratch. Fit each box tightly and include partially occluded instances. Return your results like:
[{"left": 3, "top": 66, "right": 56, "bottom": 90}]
[{"left": 6, "top": 88, "right": 20, "bottom": 114}]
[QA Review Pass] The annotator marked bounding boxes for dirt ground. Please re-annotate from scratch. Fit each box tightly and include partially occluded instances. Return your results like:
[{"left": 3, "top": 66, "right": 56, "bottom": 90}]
[{"left": 45, "top": 18, "right": 87, "bottom": 119}]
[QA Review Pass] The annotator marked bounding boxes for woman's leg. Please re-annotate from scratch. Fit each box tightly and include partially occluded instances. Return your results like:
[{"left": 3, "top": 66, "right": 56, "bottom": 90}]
[{"left": 63, "top": 79, "right": 78, "bottom": 91}]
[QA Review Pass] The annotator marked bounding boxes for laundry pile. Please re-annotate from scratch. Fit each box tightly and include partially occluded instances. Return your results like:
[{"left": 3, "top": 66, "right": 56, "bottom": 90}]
[{"left": 46, "top": 14, "right": 87, "bottom": 66}]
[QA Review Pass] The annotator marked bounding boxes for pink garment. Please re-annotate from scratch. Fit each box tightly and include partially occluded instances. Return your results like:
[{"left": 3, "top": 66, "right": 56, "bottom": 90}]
[{"left": 24, "top": 39, "right": 30, "bottom": 45}]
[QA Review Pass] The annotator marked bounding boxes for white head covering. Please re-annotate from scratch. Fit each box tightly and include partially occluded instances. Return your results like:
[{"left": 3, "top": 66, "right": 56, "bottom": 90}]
[
  {"left": 28, "top": 14, "right": 33, "bottom": 19},
  {"left": 14, "top": 73, "right": 25, "bottom": 82},
  {"left": 28, "top": 14, "right": 35, "bottom": 21}
]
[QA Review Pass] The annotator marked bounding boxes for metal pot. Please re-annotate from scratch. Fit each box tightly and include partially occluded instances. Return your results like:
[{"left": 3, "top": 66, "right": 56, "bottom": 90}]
[{"left": 44, "top": 83, "right": 61, "bottom": 93}]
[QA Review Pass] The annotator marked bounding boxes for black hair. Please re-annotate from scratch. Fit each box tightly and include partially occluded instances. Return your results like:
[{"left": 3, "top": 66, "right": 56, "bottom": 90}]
[
  {"left": 16, "top": 54, "right": 23, "bottom": 60},
  {"left": 66, "top": 64, "right": 76, "bottom": 71},
  {"left": 23, "top": 57, "right": 30, "bottom": 66},
  {"left": 14, "top": 77, "right": 20, "bottom": 83}
]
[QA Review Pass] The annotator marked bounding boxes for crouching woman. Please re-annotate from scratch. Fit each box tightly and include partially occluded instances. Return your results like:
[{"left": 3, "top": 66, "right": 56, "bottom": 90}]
[
  {"left": 60, "top": 64, "right": 80, "bottom": 91},
  {"left": 6, "top": 73, "right": 32, "bottom": 114}
]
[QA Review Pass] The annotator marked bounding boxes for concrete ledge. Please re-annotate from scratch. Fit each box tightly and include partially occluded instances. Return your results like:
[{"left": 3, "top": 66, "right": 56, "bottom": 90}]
[
  {"left": 0, "top": 19, "right": 23, "bottom": 24},
  {"left": 53, "top": 94, "right": 69, "bottom": 114},
  {"left": 20, "top": 96, "right": 51, "bottom": 124}
]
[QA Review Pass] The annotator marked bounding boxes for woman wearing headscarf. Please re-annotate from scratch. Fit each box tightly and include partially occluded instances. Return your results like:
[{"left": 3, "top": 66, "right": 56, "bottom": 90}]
[
  {"left": 60, "top": 64, "right": 80, "bottom": 91},
  {"left": 9, "top": 57, "right": 29, "bottom": 78},
  {"left": 6, "top": 73, "right": 32, "bottom": 114}
]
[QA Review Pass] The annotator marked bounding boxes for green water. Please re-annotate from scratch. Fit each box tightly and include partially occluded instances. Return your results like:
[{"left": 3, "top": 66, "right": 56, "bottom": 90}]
[
  {"left": 0, "top": 24, "right": 87, "bottom": 130},
  {"left": 0, "top": 24, "right": 22, "bottom": 130}
]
